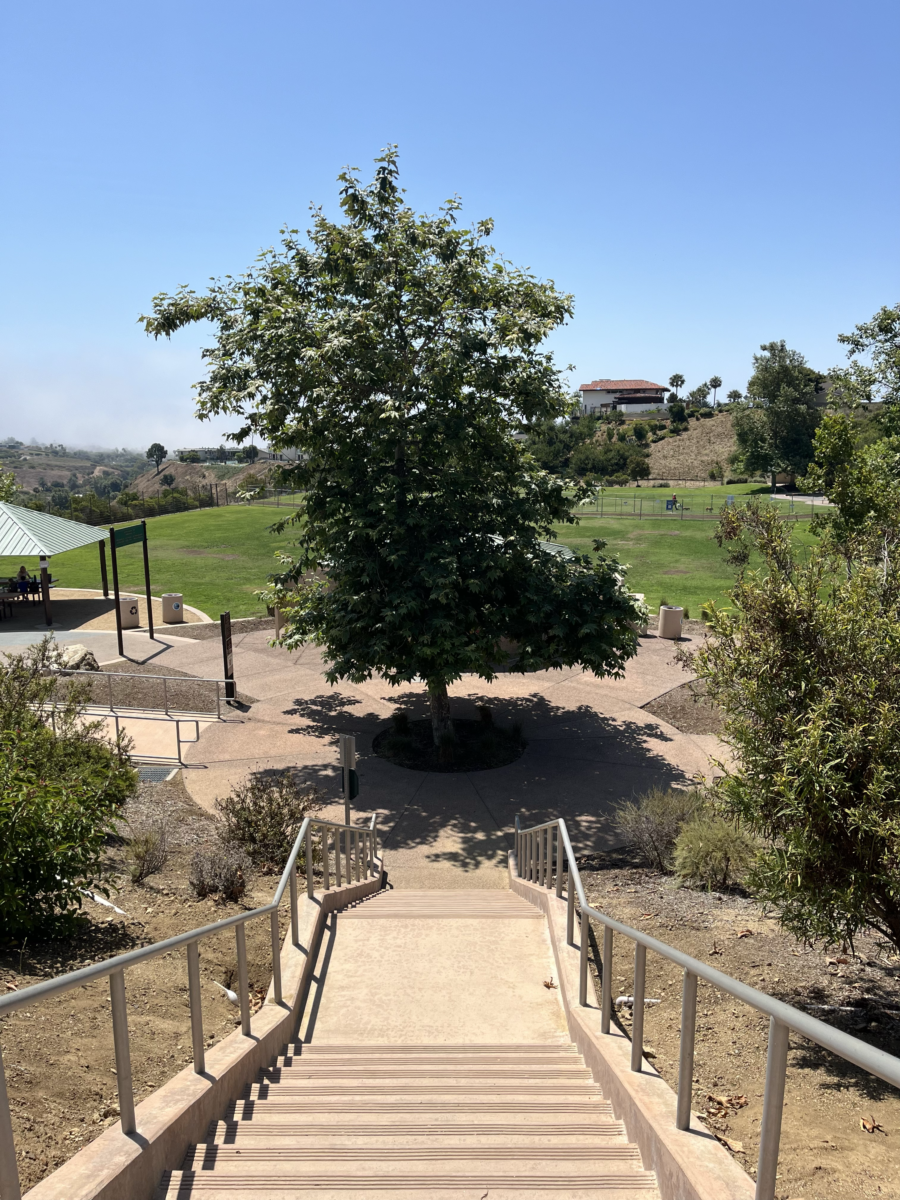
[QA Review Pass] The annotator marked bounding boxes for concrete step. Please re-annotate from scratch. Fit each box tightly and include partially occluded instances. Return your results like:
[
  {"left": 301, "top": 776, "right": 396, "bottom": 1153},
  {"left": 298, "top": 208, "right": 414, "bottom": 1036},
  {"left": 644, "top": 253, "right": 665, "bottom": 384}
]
[
  {"left": 183, "top": 1145, "right": 646, "bottom": 1170},
  {"left": 257, "top": 1065, "right": 593, "bottom": 1081},
  {"left": 206, "top": 1120, "right": 628, "bottom": 1144},
  {"left": 341, "top": 892, "right": 542, "bottom": 919},
  {"left": 156, "top": 1171, "right": 660, "bottom": 1198},
  {"left": 289, "top": 1043, "right": 576, "bottom": 1056},
  {"left": 223, "top": 1099, "right": 616, "bottom": 1122}
]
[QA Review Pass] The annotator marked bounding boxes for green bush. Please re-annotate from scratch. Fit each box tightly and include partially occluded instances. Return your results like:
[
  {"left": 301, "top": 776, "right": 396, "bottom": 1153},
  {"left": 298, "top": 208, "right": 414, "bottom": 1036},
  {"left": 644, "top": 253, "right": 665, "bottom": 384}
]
[
  {"left": 674, "top": 814, "right": 756, "bottom": 889},
  {"left": 215, "top": 771, "right": 322, "bottom": 870},
  {"left": 613, "top": 786, "right": 704, "bottom": 871},
  {"left": 0, "top": 639, "right": 137, "bottom": 937}
]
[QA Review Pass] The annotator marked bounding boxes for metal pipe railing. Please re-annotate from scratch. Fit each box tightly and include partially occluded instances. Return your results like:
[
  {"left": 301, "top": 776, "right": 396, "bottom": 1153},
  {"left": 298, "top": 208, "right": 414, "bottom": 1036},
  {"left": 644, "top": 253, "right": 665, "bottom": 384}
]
[
  {"left": 0, "top": 813, "right": 379, "bottom": 1200},
  {"left": 515, "top": 815, "right": 900, "bottom": 1200},
  {"left": 63, "top": 669, "right": 231, "bottom": 719}
]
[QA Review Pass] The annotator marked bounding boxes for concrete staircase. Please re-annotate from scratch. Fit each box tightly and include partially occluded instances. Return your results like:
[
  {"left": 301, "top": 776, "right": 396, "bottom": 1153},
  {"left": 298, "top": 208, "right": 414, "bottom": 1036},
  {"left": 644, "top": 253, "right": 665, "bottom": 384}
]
[
  {"left": 155, "top": 1042, "right": 659, "bottom": 1197},
  {"left": 154, "top": 888, "right": 659, "bottom": 1198}
]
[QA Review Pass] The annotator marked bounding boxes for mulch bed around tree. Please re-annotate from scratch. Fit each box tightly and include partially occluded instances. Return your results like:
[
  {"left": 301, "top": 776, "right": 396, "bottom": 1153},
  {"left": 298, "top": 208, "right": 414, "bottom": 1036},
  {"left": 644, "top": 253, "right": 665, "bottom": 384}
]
[{"left": 373, "top": 717, "right": 527, "bottom": 773}]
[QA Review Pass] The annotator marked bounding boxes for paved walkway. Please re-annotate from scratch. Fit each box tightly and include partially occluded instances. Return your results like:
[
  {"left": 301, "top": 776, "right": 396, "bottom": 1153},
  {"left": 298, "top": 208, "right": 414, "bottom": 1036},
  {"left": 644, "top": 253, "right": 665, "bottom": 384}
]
[{"left": 83, "top": 625, "right": 720, "bottom": 889}]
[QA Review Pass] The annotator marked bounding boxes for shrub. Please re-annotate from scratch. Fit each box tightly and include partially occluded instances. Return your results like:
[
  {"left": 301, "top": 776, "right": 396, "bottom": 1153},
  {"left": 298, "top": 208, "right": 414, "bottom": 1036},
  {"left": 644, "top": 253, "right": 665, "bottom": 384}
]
[
  {"left": 215, "top": 772, "right": 322, "bottom": 870},
  {"left": 392, "top": 710, "right": 410, "bottom": 734},
  {"left": 674, "top": 814, "right": 756, "bottom": 889},
  {"left": 189, "top": 845, "right": 250, "bottom": 901},
  {"left": 613, "top": 786, "right": 704, "bottom": 871},
  {"left": 127, "top": 822, "right": 169, "bottom": 884},
  {"left": 0, "top": 638, "right": 137, "bottom": 937}
]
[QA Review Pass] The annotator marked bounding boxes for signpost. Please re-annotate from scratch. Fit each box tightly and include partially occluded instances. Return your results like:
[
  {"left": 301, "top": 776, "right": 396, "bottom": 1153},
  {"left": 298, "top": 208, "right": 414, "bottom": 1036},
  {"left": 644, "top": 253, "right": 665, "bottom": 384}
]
[
  {"left": 220, "top": 611, "right": 235, "bottom": 701},
  {"left": 108, "top": 522, "right": 154, "bottom": 658},
  {"left": 339, "top": 734, "right": 358, "bottom": 825}
]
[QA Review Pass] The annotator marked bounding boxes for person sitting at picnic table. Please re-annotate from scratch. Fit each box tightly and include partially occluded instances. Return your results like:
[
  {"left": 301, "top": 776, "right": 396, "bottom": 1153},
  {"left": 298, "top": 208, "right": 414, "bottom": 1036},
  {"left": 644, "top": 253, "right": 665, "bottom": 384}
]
[{"left": 16, "top": 566, "right": 31, "bottom": 596}]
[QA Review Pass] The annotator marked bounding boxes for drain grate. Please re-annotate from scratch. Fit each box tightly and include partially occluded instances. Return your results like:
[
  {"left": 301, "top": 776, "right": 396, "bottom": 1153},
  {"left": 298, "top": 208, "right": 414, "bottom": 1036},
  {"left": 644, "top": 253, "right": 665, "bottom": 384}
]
[{"left": 137, "top": 764, "right": 179, "bottom": 783}]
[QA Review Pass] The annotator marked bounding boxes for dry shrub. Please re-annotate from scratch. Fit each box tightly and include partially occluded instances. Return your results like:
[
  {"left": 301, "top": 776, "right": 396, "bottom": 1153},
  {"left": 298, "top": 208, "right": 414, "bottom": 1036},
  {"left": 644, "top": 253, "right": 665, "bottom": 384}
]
[
  {"left": 189, "top": 845, "right": 250, "bottom": 902},
  {"left": 127, "top": 822, "right": 169, "bottom": 884},
  {"left": 613, "top": 786, "right": 704, "bottom": 871},
  {"left": 215, "top": 771, "right": 322, "bottom": 871},
  {"left": 674, "top": 814, "right": 757, "bottom": 890}
]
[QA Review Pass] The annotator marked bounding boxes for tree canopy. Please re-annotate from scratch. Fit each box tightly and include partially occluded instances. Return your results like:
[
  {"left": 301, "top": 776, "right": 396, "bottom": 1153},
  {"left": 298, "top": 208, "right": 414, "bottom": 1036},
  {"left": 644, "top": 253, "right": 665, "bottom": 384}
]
[
  {"left": 143, "top": 150, "right": 641, "bottom": 741},
  {"left": 732, "top": 340, "right": 824, "bottom": 479},
  {"left": 146, "top": 442, "right": 167, "bottom": 473}
]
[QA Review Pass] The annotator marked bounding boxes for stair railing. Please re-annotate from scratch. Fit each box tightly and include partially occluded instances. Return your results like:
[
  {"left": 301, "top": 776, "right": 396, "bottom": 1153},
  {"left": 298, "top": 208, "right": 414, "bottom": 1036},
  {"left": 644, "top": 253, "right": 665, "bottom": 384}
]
[
  {"left": 0, "top": 814, "right": 379, "bottom": 1200},
  {"left": 515, "top": 815, "right": 900, "bottom": 1200}
]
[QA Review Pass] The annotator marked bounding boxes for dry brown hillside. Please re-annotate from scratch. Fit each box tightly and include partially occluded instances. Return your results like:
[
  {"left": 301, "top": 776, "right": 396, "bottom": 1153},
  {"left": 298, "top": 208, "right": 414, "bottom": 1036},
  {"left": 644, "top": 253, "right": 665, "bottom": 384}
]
[
  {"left": 130, "top": 459, "right": 275, "bottom": 493},
  {"left": 647, "top": 412, "right": 737, "bottom": 483}
]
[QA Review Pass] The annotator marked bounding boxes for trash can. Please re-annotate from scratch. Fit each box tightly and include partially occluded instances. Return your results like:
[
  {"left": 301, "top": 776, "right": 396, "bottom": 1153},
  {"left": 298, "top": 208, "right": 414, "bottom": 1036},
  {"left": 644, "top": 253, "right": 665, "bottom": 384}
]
[
  {"left": 118, "top": 597, "right": 141, "bottom": 629},
  {"left": 162, "top": 593, "right": 184, "bottom": 624},
  {"left": 658, "top": 605, "right": 683, "bottom": 640}
]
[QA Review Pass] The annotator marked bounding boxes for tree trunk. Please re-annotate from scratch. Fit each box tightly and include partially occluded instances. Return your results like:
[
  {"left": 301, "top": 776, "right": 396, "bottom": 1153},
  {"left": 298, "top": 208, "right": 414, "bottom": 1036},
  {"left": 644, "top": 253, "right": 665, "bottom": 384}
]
[{"left": 428, "top": 683, "right": 452, "bottom": 747}]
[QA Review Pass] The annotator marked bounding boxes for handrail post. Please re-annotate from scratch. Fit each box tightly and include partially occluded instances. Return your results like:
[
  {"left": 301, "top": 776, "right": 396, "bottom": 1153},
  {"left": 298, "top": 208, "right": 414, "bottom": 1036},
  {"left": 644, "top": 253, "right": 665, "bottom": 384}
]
[
  {"left": 346, "top": 827, "right": 352, "bottom": 883},
  {"left": 323, "top": 826, "right": 330, "bottom": 890},
  {"left": 186, "top": 941, "right": 205, "bottom": 1075},
  {"left": 290, "top": 860, "right": 299, "bottom": 944},
  {"left": 631, "top": 943, "right": 647, "bottom": 1071},
  {"left": 566, "top": 876, "right": 575, "bottom": 946},
  {"left": 756, "top": 1018, "right": 789, "bottom": 1200},
  {"left": 601, "top": 924, "right": 613, "bottom": 1033},
  {"left": 270, "top": 909, "right": 282, "bottom": 1004},
  {"left": 305, "top": 824, "right": 314, "bottom": 898},
  {"left": 109, "top": 969, "right": 136, "bottom": 1134},
  {"left": 676, "top": 969, "right": 698, "bottom": 1129},
  {"left": 335, "top": 829, "right": 342, "bottom": 888},
  {"left": 538, "top": 827, "right": 545, "bottom": 887},
  {"left": 354, "top": 830, "right": 361, "bottom": 882},
  {"left": 555, "top": 826, "right": 563, "bottom": 898},
  {"left": 579, "top": 907, "right": 589, "bottom": 1006},
  {"left": 235, "top": 923, "right": 251, "bottom": 1036},
  {"left": 0, "top": 1045, "right": 21, "bottom": 1200}
]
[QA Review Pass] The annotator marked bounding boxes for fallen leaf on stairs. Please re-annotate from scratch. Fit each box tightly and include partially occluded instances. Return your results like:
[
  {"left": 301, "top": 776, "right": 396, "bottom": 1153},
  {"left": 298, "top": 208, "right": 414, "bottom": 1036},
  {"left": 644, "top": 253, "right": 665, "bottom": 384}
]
[
  {"left": 717, "top": 1135, "right": 745, "bottom": 1153},
  {"left": 543, "top": 977, "right": 558, "bottom": 990}
]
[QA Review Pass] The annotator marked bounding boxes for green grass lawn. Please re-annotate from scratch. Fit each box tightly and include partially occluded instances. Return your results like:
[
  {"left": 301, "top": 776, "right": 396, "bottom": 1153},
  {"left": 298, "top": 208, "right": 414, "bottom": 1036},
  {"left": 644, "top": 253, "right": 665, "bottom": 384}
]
[
  {"left": 0, "top": 507, "right": 297, "bottom": 619},
  {"left": 553, "top": 512, "right": 818, "bottom": 616},
  {"left": 0, "top": 498, "right": 819, "bottom": 624}
]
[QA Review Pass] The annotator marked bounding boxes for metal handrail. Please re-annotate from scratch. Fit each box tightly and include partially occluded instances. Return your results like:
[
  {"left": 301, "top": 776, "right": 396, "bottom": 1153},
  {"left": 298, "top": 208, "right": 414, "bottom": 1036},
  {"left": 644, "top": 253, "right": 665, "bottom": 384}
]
[
  {"left": 64, "top": 669, "right": 231, "bottom": 719},
  {"left": 515, "top": 815, "right": 900, "bottom": 1200},
  {"left": 0, "top": 812, "right": 379, "bottom": 1200}
]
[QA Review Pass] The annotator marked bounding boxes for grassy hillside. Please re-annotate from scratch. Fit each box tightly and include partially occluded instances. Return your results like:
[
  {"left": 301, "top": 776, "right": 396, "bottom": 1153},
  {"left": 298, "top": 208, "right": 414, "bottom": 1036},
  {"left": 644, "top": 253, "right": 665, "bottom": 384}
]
[
  {"left": 129, "top": 459, "right": 276, "bottom": 493},
  {"left": 0, "top": 507, "right": 297, "bottom": 619},
  {"left": 647, "top": 412, "right": 739, "bottom": 483}
]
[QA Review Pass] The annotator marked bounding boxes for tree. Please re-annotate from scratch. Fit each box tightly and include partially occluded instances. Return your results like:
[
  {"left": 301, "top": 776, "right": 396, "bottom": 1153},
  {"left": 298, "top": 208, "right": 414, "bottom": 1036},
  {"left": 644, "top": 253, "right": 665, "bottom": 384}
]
[
  {"left": 631, "top": 422, "right": 648, "bottom": 444},
  {"left": 686, "top": 383, "right": 710, "bottom": 408},
  {"left": 0, "top": 468, "right": 17, "bottom": 502},
  {"left": 732, "top": 341, "right": 824, "bottom": 481},
  {"left": 160, "top": 473, "right": 176, "bottom": 488},
  {"left": 708, "top": 375, "right": 722, "bottom": 405},
  {"left": 668, "top": 373, "right": 685, "bottom": 398},
  {"left": 143, "top": 150, "right": 641, "bottom": 743},
  {"left": 726, "top": 389, "right": 743, "bottom": 404},
  {"left": 668, "top": 399, "right": 687, "bottom": 425},
  {"left": 237, "top": 444, "right": 260, "bottom": 464},
  {"left": 146, "top": 442, "right": 167, "bottom": 473},
  {"left": 829, "top": 302, "right": 900, "bottom": 428},
  {"left": 690, "top": 496, "right": 900, "bottom": 953}
]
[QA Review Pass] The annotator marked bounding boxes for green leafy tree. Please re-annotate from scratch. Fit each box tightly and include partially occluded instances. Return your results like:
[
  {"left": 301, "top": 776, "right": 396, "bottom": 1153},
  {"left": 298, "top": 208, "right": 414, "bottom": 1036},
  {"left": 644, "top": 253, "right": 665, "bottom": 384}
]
[
  {"left": 708, "top": 375, "right": 722, "bottom": 405},
  {"left": 160, "top": 473, "right": 176, "bottom": 488},
  {"left": 0, "top": 468, "right": 17, "bottom": 502},
  {"left": 732, "top": 341, "right": 824, "bottom": 480},
  {"left": 691, "top": 499, "right": 900, "bottom": 952},
  {"left": 667, "top": 399, "right": 687, "bottom": 425},
  {"left": 143, "top": 150, "right": 641, "bottom": 742},
  {"left": 668, "top": 373, "right": 685, "bottom": 398},
  {"left": 146, "top": 442, "right": 167, "bottom": 473},
  {"left": 828, "top": 302, "right": 900, "bottom": 429},
  {"left": 631, "top": 422, "right": 648, "bottom": 444}
]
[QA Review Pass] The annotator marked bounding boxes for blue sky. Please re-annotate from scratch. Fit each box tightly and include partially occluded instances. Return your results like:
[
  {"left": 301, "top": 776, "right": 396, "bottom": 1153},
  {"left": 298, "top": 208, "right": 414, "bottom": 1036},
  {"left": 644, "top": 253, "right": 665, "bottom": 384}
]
[{"left": 2, "top": 0, "right": 897, "bottom": 448}]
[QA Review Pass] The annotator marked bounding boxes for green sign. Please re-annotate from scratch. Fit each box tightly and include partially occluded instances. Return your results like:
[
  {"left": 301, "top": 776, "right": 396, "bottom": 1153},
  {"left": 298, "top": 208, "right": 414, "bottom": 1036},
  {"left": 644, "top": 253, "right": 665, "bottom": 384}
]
[{"left": 112, "top": 524, "right": 145, "bottom": 548}]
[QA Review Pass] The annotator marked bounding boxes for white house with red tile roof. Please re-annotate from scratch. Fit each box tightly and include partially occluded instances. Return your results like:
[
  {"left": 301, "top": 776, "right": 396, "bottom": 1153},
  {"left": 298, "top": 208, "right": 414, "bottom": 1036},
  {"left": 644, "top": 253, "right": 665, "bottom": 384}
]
[{"left": 579, "top": 378, "right": 670, "bottom": 416}]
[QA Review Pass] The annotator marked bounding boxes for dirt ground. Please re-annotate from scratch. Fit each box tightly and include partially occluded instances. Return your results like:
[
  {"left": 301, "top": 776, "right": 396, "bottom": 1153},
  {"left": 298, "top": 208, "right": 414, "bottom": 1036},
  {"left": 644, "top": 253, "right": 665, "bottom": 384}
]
[
  {"left": 579, "top": 857, "right": 900, "bottom": 1199},
  {"left": 0, "top": 776, "right": 291, "bottom": 1192},
  {"left": 643, "top": 677, "right": 724, "bottom": 735}
]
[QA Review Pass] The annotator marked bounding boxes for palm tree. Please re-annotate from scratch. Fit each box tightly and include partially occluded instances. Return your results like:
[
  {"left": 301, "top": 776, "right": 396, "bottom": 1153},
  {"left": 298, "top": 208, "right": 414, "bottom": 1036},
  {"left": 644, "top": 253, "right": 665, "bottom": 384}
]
[
  {"left": 726, "top": 389, "right": 743, "bottom": 404},
  {"left": 708, "top": 375, "right": 723, "bottom": 406},
  {"left": 668, "top": 373, "right": 685, "bottom": 398}
]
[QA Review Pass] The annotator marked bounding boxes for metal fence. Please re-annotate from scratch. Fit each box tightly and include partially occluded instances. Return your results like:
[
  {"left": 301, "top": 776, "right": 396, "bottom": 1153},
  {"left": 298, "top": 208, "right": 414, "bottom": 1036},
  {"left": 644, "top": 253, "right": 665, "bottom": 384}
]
[
  {"left": 515, "top": 815, "right": 900, "bottom": 1200},
  {"left": 0, "top": 814, "right": 379, "bottom": 1200},
  {"left": 574, "top": 491, "right": 826, "bottom": 521}
]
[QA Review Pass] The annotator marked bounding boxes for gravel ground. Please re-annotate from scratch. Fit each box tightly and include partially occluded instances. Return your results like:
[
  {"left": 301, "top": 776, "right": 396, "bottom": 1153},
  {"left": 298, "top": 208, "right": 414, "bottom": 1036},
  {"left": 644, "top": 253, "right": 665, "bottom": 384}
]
[
  {"left": 642, "top": 679, "right": 723, "bottom": 735},
  {"left": 161, "top": 616, "right": 276, "bottom": 641}
]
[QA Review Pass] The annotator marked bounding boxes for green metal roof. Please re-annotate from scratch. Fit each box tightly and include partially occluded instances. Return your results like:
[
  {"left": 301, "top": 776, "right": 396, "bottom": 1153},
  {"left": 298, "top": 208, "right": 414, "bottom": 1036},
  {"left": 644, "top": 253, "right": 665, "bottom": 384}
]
[{"left": 0, "top": 503, "right": 107, "bottom": 558}]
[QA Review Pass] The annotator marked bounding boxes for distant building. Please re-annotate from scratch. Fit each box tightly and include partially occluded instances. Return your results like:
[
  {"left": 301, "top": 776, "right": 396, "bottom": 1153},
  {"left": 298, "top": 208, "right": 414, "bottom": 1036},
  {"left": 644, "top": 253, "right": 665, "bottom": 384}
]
[
  {"left": 579, "top": 379, "right": 670, "bottom": 416},
  {"left": 174, "top": 446, "right": 300, "bottom": 463}
]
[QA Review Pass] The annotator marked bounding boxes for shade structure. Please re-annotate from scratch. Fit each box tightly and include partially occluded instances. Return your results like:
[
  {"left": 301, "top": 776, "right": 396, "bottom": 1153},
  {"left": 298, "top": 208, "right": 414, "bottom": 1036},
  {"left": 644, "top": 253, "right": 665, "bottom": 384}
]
[{"left": 0, "top": 502, "right": 107, "bottom": 558}]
